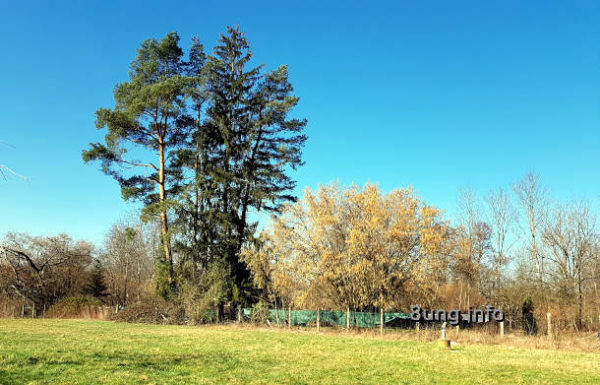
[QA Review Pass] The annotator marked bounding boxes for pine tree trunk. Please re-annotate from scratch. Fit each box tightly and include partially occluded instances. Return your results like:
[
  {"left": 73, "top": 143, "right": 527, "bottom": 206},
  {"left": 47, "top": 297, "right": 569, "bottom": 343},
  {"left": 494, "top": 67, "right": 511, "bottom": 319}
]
[{"left": 158, "top": 140, "right": 173, "bottom": 284}]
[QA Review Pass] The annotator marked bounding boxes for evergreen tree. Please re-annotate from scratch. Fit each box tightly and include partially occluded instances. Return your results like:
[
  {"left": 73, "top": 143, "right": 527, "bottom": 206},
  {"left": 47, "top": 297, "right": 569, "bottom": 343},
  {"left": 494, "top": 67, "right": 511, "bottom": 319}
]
[
  {"left": 202, "top": 25, "right": 307, "bottom": 305},
  {"left": 82, "top": 32, "right": 190, "bottom": 297},
  {"left": 85, "top": 259, "right": 108, "bottom": 300},
  {"left": 170, "top": 37, "right": 216, "bottom": 276}
]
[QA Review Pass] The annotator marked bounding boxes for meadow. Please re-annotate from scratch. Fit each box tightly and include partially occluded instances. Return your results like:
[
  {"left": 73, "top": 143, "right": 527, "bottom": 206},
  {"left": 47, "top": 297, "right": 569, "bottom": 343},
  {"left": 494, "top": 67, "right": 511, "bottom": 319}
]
[{"left": 0, "top": 320, "right": 599, "bottom": 384}]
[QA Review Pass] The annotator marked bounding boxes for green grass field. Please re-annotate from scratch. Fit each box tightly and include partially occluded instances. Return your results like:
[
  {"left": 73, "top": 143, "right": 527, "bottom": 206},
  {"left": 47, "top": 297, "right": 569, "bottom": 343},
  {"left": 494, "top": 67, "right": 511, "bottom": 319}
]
[{"left": 0, "top": 319, "right": 599, "bottom": 385}]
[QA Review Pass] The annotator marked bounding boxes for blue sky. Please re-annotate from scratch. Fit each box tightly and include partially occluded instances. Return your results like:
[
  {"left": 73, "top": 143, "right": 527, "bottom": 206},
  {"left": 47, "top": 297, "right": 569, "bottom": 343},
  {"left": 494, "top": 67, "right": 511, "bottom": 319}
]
[{"left": 1, "top": 1, "right": 599, "bottom": 246}]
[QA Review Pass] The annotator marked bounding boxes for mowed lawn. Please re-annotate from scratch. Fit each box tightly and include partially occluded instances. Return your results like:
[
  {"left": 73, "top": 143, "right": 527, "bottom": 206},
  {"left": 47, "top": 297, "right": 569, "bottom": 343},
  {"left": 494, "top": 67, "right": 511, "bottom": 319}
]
[{"left": 0, "top": 320, "right": 599, "bottom": 385}]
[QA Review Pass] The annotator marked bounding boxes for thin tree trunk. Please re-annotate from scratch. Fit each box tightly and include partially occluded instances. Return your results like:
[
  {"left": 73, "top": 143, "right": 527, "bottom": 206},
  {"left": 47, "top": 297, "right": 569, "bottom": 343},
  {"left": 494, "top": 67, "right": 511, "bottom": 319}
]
[
  {"left": 577, "top": 268, "right": 584, "bottom": 329},
  {"left": 193, "top": 145, "right": 200, "bottom": 245},
  {"left": 158, "top": 139, "right": 173, "bottom": 284},
  {"left": 316, "top": 309, "right": 320, "bottom": 332}
]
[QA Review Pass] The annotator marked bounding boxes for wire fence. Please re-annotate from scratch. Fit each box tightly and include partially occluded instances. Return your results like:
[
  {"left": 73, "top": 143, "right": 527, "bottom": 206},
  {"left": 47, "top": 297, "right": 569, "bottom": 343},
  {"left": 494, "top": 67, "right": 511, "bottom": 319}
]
[{"left": 243, "top": 308, "right": 412, "bottom": 328}]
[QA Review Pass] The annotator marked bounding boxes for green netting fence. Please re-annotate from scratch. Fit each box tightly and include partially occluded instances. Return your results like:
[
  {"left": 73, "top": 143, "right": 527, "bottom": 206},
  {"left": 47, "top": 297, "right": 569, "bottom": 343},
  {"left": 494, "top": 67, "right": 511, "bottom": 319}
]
[{"left": 242, "top": 308, "right": 412, "bottom": 328}]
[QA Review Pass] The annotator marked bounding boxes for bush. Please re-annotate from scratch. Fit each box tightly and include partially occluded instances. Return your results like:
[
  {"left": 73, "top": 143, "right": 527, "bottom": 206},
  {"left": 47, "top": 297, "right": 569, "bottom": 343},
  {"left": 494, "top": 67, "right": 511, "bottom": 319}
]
[
  {"left": 46, "top": 296, "right": 102, "bottom": 318},
  {"left": 110, "top": 300, "right": 175, "bottom": 324},
  {"left": 250, "top": 301, "right": 270, "bottom": 325}
]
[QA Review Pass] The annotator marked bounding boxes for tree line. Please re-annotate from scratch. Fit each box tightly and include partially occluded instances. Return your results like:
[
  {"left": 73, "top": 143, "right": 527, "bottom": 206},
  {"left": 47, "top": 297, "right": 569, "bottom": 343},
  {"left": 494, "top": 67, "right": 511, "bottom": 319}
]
[
  {"left": 1, "top": 27, "right": 599, "bottom": 334},
  {"left": 4, "top": 171, "right": 598, "bottom": 333},
  {"left": 242, "top": 175, "right": 600, "bottom": 333}
]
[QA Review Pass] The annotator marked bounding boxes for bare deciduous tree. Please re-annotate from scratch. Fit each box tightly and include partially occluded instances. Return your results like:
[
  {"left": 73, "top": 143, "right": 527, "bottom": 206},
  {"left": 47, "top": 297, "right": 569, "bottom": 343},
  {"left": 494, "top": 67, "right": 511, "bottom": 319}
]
[
  {"left": 100, "top": 220, "right": 157, "bottom": 306},
  {"left": 0, "top": 233, "right": 92, "bottom": 308},
  {"left": 513, "top": 172, "right": 548, "bottom": 293},
  {"left": 541, "top": 202, "right": 598, "bottom": 328},
  {"left": 484, "top": 187, "right": 515, "bottom": 296},
  {"left": 0, "top": 140, "right": 25, "bottom": 181}
]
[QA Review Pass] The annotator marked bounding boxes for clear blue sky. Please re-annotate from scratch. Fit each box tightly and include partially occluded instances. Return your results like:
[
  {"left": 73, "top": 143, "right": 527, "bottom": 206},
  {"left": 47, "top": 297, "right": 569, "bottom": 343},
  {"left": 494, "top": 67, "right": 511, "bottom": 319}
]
[{"left": 1, "top": 1, "right": 599, "bottom": 246}]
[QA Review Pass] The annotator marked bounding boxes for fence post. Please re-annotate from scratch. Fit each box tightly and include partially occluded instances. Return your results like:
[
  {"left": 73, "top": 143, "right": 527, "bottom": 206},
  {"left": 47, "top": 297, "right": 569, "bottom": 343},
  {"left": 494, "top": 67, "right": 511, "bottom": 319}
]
[
  {"left": 288, "top": 306, "right": 292, "bottom": 329},
  {"left": 546, "top": 312, "right": 552, "bottom": 338},
  {"left": 416, "top": 321, "right": 420, "bottom": 332},
  {"left": 237, "top": 305, "right": 242, "bottom": 323},
  {"left": 316, "top": 309, "right": 320, "bottom": 332},
  {"left": 22, "top": 304, "right": 25, "bottom": 318},
  {"left": 379, "top": 308, "right": 384, "bottom": 335},
  {"left": 440, "top": 322, "right": 447, "bottom": 340},
  {"left": 455, "top": 325, "right": 459, "bottom": 335},
  {"left": 346, "top": 307, "right": 350, "bottom": 329},
  {"left": 31, "top": 303, "right": 35, "bottom": 318},
  {"left": 499, "top": 321, "right": 504, "bottom": 338},
  {"left": 216, "top": 306, "right": 220, "bottom": 324}
]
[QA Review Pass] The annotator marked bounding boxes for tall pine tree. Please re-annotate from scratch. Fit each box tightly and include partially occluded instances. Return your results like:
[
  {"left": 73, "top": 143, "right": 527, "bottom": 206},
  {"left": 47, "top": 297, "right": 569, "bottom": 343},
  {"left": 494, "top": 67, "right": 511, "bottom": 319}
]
[{"left": 82, "top": 32, "right": 189, "bottom": 297}]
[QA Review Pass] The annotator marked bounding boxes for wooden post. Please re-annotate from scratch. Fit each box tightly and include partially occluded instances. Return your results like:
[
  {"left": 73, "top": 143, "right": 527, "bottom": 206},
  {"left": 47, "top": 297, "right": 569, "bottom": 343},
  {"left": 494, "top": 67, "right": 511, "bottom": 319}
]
[
  {"left": 31, "top": 303, "right": 35, "bottom": 318},
  {"left": 288, "top": 306, "right": 292, "bottom": 329},
  {"left": 115, "top": 304, "right": 119, "bottom": 313},
  {"left": 499, "top": 321, "right": 504, "bottom": 338},
  {"left": 216, "top": 306, "right": 220, "bottom": 324},
  {"left": 441, "top": 322, "right": 447, "bottom": 340},
  {"left": 237, "top": 305, "right": 242, "bottom": 323},
  {"left": 346, "top": 307, "right": 350, "bottom": 329},
  {"left": 22, "top": 304, "right": 25, "bottom": 318},
  {"left": 455, "top": 325, "right": 459, "bottom": 335},
  {"left": 316, "top": 309, "right": 320, "bottom": 332},
  {"left": 379, "top": 308, "right": 384, "bottom": 335},
  {"left": 546, "top": 312, "right": 552, "bottom": 338},
  {"left": 42, "top": 304, "right": 46, "bottom": 318},
  {"left": 416, "top": 322, "right": 420, "bottom": 332}
]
